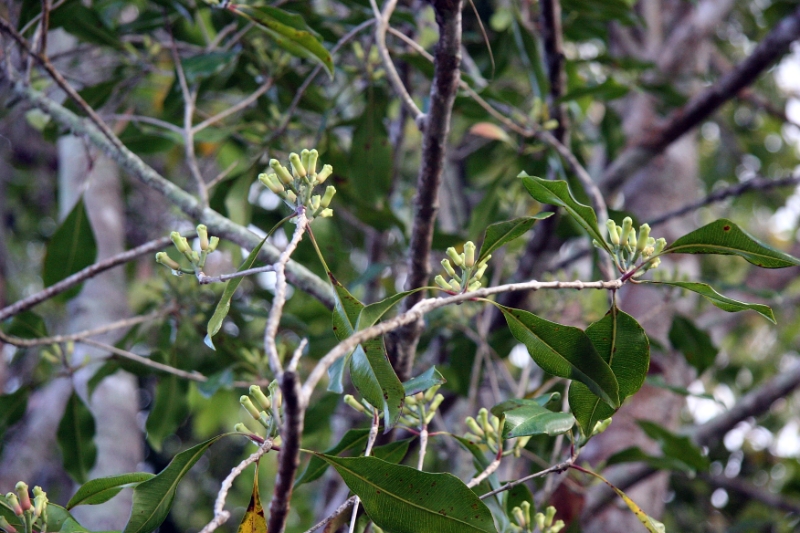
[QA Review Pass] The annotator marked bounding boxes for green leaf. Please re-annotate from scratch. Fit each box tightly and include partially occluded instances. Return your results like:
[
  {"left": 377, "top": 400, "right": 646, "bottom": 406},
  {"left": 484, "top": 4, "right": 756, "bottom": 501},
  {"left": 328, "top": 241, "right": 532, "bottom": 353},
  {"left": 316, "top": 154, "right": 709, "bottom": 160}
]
[
  {"left": 478, "top": 213, "right": 554, "bottom": 262},
  {"left": 606, "top": 446, "right": 698, "bottom": 474},
  {"left": 49, "top": 3, "right": 124, "bottom": 51},
  {"left": 669, "top": 315, "right": 717, "bottom": 374},
  {"left": 0, "top": 499, "right": 86, "bottom": 533},
  {"left": 57, "top": 391, "right": 97, "bottom": 484},
  {"left": 237, "top": 461, "right": 266, "bottom": 533},
  {"left": 67, "top": 473, "right": 155, "bottom": 509},
  {"left": 3, "top": 311, "right": 47, "bottom": 339},
  {"left": 146, "top": 374, "right": 189, "bottom": 452},
  {"left": 231, "top": 5, "right": 334, "bottom": 78},
  {"left": 329, "top": 274, "right": 405, "bottom": 429},
  {"left": 0, "top": 387, "right": 29, "bottom": 441},
  {"left": 357, "top": 288, "right": 425, "bottom": 331},
  {"left": 638, "top": 421, "right": 709, "bottom": 472},
  {"left": 205, "top": 234, "right": 269, "bottom": 350},
  {"left": 665, "top": 218, "right": 800, "bottom": 268},
  {"left": 348, "top": 86, "right": 393, "bottom": 206},
  {"left": 181, "top": 50, "right": 238, "bottom": 84},
  {"left": 569, "top": 306, "right": 650, "bottom": 436},
  {"left": 498, "top": 305, "right": 619, "bottom": 408},
  {"left": 124, "top": 434, "right": 228, "bottom": 533},
  {"left": 373, "top": 439, "right": 412, "bottom": 464},
  {"left": 295, "top": 428, "right": 370, "bottom": 487},
  {"left": 196, "top": 368, "right": 234, "bottom": 398},
  {"left": 403, "top": 367, "right": 447, "bottom": 397},
  {"left": 495, "top": 403, "right": 574, "bottom": 438},
  {"left": 490, "top": 393, "right": 561, "bottom": 416},
  {"left": 644, "top": 280, "right": 775, "bottom": 323},
  {"left": 519, "top": 174, "right": 610, "bottom": 253},
  {"left": 319, "top": 455, "right": 498, "bottom": 533},
  {"left": 43, "top": 197, "right": 98, "bottom": 301}
]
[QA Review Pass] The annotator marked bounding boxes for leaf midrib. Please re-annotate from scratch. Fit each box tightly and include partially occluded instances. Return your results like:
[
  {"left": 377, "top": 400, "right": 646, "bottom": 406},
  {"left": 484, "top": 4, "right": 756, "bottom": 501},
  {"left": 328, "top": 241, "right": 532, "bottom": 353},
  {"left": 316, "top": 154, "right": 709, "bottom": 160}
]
[{"left": 667, "top": 242, "right": 795, "bottom": 263}]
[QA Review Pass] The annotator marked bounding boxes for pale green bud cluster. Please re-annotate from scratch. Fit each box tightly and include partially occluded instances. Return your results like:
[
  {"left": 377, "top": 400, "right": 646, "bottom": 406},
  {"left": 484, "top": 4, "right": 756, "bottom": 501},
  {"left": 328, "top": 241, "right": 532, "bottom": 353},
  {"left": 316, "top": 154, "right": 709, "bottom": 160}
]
[
  {"left": 602, "top": 218, "right": 667, "bottom": 276},
  {"left": 435, "top": 242, "right": 491, "bottom": 294},
  {"left": 530, "top": 506, "right": 564, "bottom": 533},
  {"left": 156, "top": 225, "right": 220, "bottom": 276},
  {"left": 238, "top": 382, "right": 282, "bottom": 438},
  {"left": 4, "top": 481, "right": 48, "bottom": 532},
  {"left": 258, "top": 149, "right": 336, "bottom": 219},
  {"left": 398, "top": 385, "right": 444, "bottom": 428},
  {"left": 463, "top": 408, "right": 503, "bottom": 454},
  {"left": 508, "top": 501, "right": 532, "bottom": 532}
]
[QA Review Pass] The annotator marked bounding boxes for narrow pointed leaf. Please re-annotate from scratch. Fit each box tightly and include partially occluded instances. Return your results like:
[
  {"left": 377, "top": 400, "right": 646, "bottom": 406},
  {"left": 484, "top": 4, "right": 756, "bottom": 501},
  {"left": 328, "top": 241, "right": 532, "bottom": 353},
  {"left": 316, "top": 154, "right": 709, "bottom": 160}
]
[
  {"left": 403, "top": 367, "right": 446, "bottom": 397},
  {"left": 478, "top": 213, "right": 553, "bottom": 263},
  {"left": 231, "top": 6, "right": 333, "bottom": 78},
  {"left": 206, "top": 234, "right": 269, "bottom": 350},
  {"left": 665, "top": 218, "right": 800, "bottom": 268},
  {"left": 3, "top": 310, "right": 47, "bottom": 339},
  {"left": 67, "top": 473, "right": 154, "bottom": 509},
  {"left": 237, "top": 461, "right": 266, "bottom": 533},
  {"left": 327, "top": 355, "right": 346, "bottom": 393},
  {"left": 494, "top": 403, "right": 574, "bottom": 438},
  {"left": 124, "top": 434, "right": 227, "bottom": 533},
  {"left": 519, "top": 174, "right": 610, "bottom": 252},
  {"left": 490, "top": 393, "right": 560, "bottom": 416},
  {"left": 295, "top": 428, "right": 370, "bottom": 487},
  {"left": 357, "top": 288, "right": 426, "bottom": 330},
  {"left": 644, "top": 280, "right": 775, "bottom": 323},
  {"left": 319, "top": 455, "right": 498, "bottom": 533},
  {"left": 569, "top": 306, "right": 649, "bottom": 435},
  {"left": 578, "top": 468, "right": 665, "bottom": 533},
  {"left": 372, "top": 438, "right": 412, "bottom": 464},
  {"left": 498, "top": 305, "right": 619, "bottom": 408},
  {"left": 43, "top": 197, "right": 97, "bottom": 301},
  {"left": 638, "top": 421, "right": 709, "bottom": 472},
  {"left": 57, "top": 391, "right": 97, "bottom": 484},
  {"left": 669, "top": 315, "right": 717, "bottom": 374}
]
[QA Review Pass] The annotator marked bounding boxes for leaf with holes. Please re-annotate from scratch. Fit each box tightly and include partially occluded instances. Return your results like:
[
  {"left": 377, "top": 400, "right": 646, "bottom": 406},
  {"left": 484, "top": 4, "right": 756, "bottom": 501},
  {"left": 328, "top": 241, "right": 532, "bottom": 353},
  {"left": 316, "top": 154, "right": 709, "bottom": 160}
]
[
  {"left": 43, "top": 197, "right": 97, "bottom": 301},
  {"left": 569, "top": 306, "right": 649, "bottom": 436},
  {"left": 478, "top": 213, "right": 554, "bottom": 263},
  {"left": 665, "top": 218, "right": 800, "bottom": 268},
  {"left": 498, "top": 305, "right": 619, "bottom": 408},
  {"left": 519, "top": 174, "right": 610, "bottom": 253},
  {"left": 644, "top": 280, "right": 775, "bottom": 323},
  {"left": 319, "top": 455, "right": 498, "bottom": 533},
  {"left": 57, "top": 391, "right": 97, "bottom": 484}
]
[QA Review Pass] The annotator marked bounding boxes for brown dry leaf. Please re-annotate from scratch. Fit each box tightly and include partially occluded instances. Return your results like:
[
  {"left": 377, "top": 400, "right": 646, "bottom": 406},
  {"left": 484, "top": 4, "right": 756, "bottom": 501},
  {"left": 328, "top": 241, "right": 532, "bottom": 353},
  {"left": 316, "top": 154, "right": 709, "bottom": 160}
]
[{"left": 237, "top": 461, "right": 267, "bottom": 533}]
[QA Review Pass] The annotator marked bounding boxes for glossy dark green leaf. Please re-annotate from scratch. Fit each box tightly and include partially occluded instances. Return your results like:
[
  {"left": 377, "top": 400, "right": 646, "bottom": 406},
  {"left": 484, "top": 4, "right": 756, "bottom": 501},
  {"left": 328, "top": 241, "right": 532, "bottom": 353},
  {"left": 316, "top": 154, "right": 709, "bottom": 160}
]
[
  {"left": 146, "top": 375, "right": 189, "bottom": 452},
  {"left": 181, "top": 50, "right": 238, "bottom": 84},
  {"left": 478, "top": 213, "right": 554, "bottom": 262},
  {"left": 519, "top": 174, "right": 610, "bottom": 253},
  {"left": 638, "top": 421, "right": 709, "bottom": 472},
  {"left": 319, "top": 455, "right": 498, "bottom": 533},
  {"left": 330, "top": 274, "right": 404, "bottom": 429},
  {"left": 237, "top": 461, "right": 266, "bottom": 533},
  {"left": 403, "top": 366, "right": 447, "bottom": 397},
  {"left": 57, "top": 391, "right": 97, "bottom": 484},
  {"left": 327, "top": 355, "right": 346, "bottom": 394},
  {"left": 569, "top": 306, "right": 650, "bottom": 435},
  {"left": 496, "top": 403, "right": 574, "bottom": 438},
  {"left": 49, "top": 3, "right": 124, "bottom": 50},
  {"left": 231, "top": 5, "right": 333, "bottom": 78},
  {"left": 665, "top": 219, "right": 800, "bottom": 268},
  {"left": 67, "top": 473, "right": 155, "bottom": 509},
  {"left": 669, "top": 315, "right": 717, "bottom": 374},
  {"left": 357, "top": 288, "right": 425, "bottom": 331},
  {"left": 373, "top": 438, "right": 412, "bottom": 464},
  {"left": 206, "top": 234, "right": 269, "bottom": 350},
  {"left": 3, "top": 311, "right": 47, "bottom": 339},
  {"left": 124, "top": 434, "right": 227, "bottom": 533},
  {"left": 295, "top": 428, "right": 370, "bottom": 487},
  {"left": 498, "top": 305, "right": 619, "bottom": 408},
  {"left": 490, "top": 393, "right": 560, "bottom": 416},
  {"left": 644, "top": 280, "right": 775, "bottom": 323},
  {"left": 43, "top": 197, "right": 97, "bottom": 301}
]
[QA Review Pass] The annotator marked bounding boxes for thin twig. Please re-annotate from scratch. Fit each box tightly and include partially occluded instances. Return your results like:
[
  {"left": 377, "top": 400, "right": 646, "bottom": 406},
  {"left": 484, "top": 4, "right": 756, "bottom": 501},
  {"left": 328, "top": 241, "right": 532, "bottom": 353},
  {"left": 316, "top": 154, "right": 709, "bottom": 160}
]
[
  {"left": 198, "top": 439, "right": 275, "bottom": 533},
  {"left": 206, "top": 160, "right": 240, "bottom": 191},
  {"left": 287, "top": 338, "right": 307, "bottom": 373},
  {"left": 467, "top": 448, "right": 502, "bottom": 488},
  {"left": 302, "top": 496, "right": 357, "bottom": 533},
  {"left": 369, "top": 0, "right": 424, "bottom": 124},
  {"left": 302, "top": 277, "right": 622, "bottom": 403},
  {"left": 480, "top": 453, "right": 577, "bottom": 500},
  {"left": 349, "top": 410, "right": 380, "bottom": 533},
  {"left": 192, "top": 77, "right": 273, "bottom": 133},
  {"left": 265, "top": 212, "right": 308, "bottom": 379},
  {"left": 103, "top": 113, "right": 184, "bottom": 135},
  {"left": 0, "top": 235, "right": 176, "bottom": 322},
  {"left": 0, "top": 309, "right": 169, "bottom": 347},
  {"left": 197, "top": 264, "right": 275, "bottom": 284},
  {"left": 79, "top": 338, "right": 208, "bottom": 382}
]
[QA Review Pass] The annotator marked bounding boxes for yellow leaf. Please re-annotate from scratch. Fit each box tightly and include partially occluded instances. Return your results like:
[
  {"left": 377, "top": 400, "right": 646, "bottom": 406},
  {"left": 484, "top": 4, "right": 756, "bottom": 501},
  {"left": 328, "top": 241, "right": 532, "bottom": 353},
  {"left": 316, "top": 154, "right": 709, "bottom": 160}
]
[
  {"left": 468, "top": 122, "right": 514, "bottom": 146},
  {"left": 238, "top": 461, "right": 267, "bottom": 533}
]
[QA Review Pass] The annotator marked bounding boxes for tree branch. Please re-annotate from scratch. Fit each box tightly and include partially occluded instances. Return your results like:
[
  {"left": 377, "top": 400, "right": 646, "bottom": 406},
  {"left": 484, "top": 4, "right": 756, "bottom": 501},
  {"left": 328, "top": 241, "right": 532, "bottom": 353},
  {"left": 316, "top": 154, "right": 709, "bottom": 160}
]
[
  {"left": 267, "top": 370, "right": 304, "bottom": 533},
  {"left": 13, "top": 84, "right": 335, "bottom": 309},
  {"left": 600, "top": 6, "right": 800, "bottom": 195},
  {"left": 540, "top": 0, "right": 567, "bottom": 141},
  {"left": 392, "top": 0, "right": 463, "bottom": 381}
]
